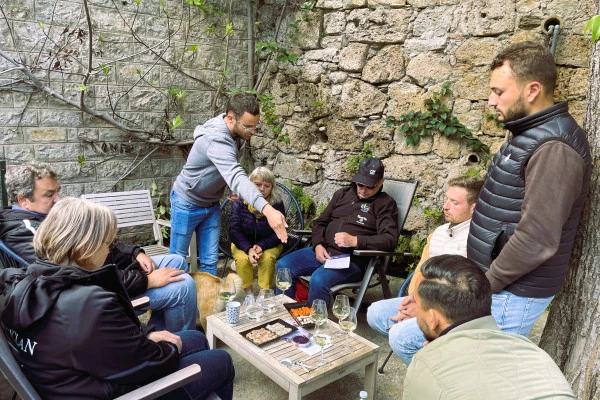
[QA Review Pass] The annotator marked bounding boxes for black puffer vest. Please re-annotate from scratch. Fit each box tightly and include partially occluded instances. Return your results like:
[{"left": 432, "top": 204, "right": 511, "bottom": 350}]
[{"left": 468, "top": 102, "right": 592, "bottom": 297}]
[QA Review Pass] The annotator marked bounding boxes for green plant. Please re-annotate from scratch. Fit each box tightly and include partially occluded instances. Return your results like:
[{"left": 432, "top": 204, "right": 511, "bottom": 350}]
[
  {"left": 386, "top": 81, "right": 490, "bottom": 153},
  {"left": 255, "top": 40, "right": 299, "bottom": 63},
  {"left": 346, "top": 141, "right": 374, "bottom": 172},
  {"left": 395, "top": 234, "right": 427, "bottom": 274},
  {"left": 151, "top": 181, "right": 171, "bottom": 240},
  {"left": 461, "top": 167, "right": 484, "bottom": 178},
  {"left": 290, "top": 184, "right": 314, "bottom": 216},
  {"left": 486, "top": 112, "right": 505, "bottom": 129},
  {"left": 314, "top": 203, "right": 327, "bottom": 219},
  {"left": 423, "top": 207, "right": 444, "bottom": 226},
  {"left": 584, "top": 14, "right": 600, "bottom": 41}
]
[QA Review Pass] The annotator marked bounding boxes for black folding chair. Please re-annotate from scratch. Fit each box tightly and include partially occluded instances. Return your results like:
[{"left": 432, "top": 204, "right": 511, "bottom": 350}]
[{"left": 0, "top": 239, "right": 28, "bottom": 270}]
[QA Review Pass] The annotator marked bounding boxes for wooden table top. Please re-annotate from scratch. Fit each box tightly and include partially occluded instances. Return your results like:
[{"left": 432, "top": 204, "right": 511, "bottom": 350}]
[{"left": 206, "top": 295, "right": 379, "bottom": 394}]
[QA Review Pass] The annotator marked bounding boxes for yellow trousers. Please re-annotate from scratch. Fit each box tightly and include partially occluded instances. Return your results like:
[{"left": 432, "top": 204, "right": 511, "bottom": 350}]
[{"left": 231, "top": 244, "right": 283, "bottom": 290}]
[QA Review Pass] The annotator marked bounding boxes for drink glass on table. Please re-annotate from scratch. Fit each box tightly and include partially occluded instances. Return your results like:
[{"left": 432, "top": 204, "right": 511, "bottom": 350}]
[
  {"left": 245, "top": 296, "right": 264, "bottom": 322},
  {"left": 339, "top": 306, "right": 357, "bottom": 352},
  {"left": 218, "top": 278, "right": 236, "bottom": 302},
  {"left": 332, "top": 295, "right": 350, "bottom": 335},
  {"left": 313, "top": 324, "right": 330, "bottom": 367},
  {"left": 310, "top": 299, "right": 328, "bottom": 327},
  {"left": 260, "top": 288, "right": 275, "bottom": 313},
  {"left": 276, "top": 268, "right": 292, "bottom": 303}
]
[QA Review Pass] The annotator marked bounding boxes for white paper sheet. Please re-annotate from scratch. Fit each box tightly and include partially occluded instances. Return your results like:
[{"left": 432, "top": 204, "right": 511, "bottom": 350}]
[{"left": 324, "top": 254, "right": 350, "bottom": 269}]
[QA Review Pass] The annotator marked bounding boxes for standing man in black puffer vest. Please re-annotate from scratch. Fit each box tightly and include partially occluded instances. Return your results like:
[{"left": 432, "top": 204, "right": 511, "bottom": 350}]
[{"left": 467, "top": 42, "right": 592, "bottom": 337}]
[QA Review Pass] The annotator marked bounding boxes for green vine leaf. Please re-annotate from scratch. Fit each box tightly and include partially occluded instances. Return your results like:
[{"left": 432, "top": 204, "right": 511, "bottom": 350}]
[
  {"left": 584, "top": 15, "right": 600, "bottom": 42},
  {"left": 225, "top": 22, "right": 233, "bottom": 36},
  {"left": 188, "top": 44, "right": 198, "bottom": 51},
  {"left": 78, "top": 84, "right": 87, "bottom": 91},
  {"left": 37, "top": 21, "right": 44, "bottom": 29}
]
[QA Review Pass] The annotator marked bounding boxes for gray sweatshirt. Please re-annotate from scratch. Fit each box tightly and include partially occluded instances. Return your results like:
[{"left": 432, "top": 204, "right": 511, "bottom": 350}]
[{"left": 172, "top": 114, "right": 268, "bottom": 212}]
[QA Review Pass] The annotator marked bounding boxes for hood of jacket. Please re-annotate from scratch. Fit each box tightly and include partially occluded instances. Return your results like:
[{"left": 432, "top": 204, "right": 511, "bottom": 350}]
[
  {"left": 193, "top": 113, "right": 230, "bottom": 140},
  {"left": 0, "top": 261, "right": 126, "bottom": 330}
]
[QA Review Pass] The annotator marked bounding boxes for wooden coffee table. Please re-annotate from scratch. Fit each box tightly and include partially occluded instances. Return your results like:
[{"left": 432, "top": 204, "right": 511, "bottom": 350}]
[{"left": 206, "top": 295, "right": 379, "bottom": 400}]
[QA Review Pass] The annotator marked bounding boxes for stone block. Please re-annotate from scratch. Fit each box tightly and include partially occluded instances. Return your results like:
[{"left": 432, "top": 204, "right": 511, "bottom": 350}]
[
  {"left": 161, "top": 158, "right": 186, "bottom": 177},
  {"left": 0, "top": 128, "right": 22, "bottom": 144},
  {"left": 321, "top": 36, "right": 344, "bottom": 49},
  {"left": 13, "top": 92, "right": 47, "bottom": 109},
  {"left": 368, "top": 137, "right": 395, "bottom": 158},
  {"left": 455, "top": 110, "right": 482, "bottom": 132},
  {"left": 273, "top": 154, "right": 320, "bottom": 184},
  {"left": 453, "top": 69, "right": 490, "bottom": 101},
  {"left": 83, "top": 181, "right": 122, "bottom": 194},
  {"left": 481, "top": 113, "right": 507, "bottom": 138},
  {"left": 346, "top": 8, "right": 412, "bottom": 44},
  {"left": 554, "top": 36, "right": 592, "bottom": 68},
  {"left": 5, "top": 144, "right": 35, "bottom": 162},
  {"left": 36, "top": 0, "right": 81, "bottom": 24},
  {"left": 129, "top": 87, "right": 169, "bottom": 111},
  {"left": 322, "top": 150, "right": 354, "bottom": 181},
  {"left": 362, "top": 45, "right": 405, "bottom": 84},
  {"left": 53, "top": 162, "right": 97, "bottom": 183},
  {"left": 406, "top": 53, "right": 452, "bottom": 86},
  {"left": 3, "top": 0, "right": 34, "bottom": 20},
  {"left": 368, "top": 0, "right": 406, "bottom": 6},
  {"left": 364, "top": 119, "right": 394, "bottom": 140},
  {"left": 329, "top": 71, "right": 348, "bottom": 84},
  {"left": 301, "top": 63, "right": 326, "bottom": 83},
  {"left": 316, "top": 0, "right": 367, "bottom": 9},
  {"left": 39, "top": 109, "right": 83, "bottom": 127},
  {"left": 36, "top": 143, "right": 81, "bottom": 161},
  {"left": 453, "top": 99, "right": 472, "bottom": 114},
  {"left": 119, "top": 64, "right": 161, "bottom": 87},
  {"left": 456, "top": 0, "right": 515, "bottom": 36},
  {"left": 325, "top": 118, "right": 362, "bottom": 151},
  {"left": 277, "top": 120, "right": 317, "bottom": 153},
  {"left": 403, "top": 37, "right": 448, "bottom": 53},
  {"left": 567, "top": 68, "right": 589, "bottom": 100},
  {"left": 70, "top": 128, "right": 99, "bottom": 142},
  {"left": 394, "top": 131, "right": 433, "bottom": 154},
  {"left": 25, "top": 128, "right": 67, "bottom": 142},
  {"left": 568, "top": 99, "right": 587, "bottom": 127},
  {"left": 455, "top": 37, "right": 497, "bottom": 66},
  {"left": 408, "top": 0, "right": 460, "bottom": 7},
  {"left": 90, "top": 6, "right": 143, "bottom": 34},
  {"left": 403, "top": 206, "right": 427, "bottom": 231},
  {"left": 60, "top": 183, "right": 85, "bottom": 198},
  {"left": 123, "top": 178, "right": 154, "bottom": 192},
  {"left": 289, "top": 9, "right": 323, "bottom": 50},
  {"left": 339, "top": 79, "right": 386, "bottom": 118},
  {"left": 303, "top": 48, "right": 339, "bottom": 63},
  {"left": 324, "top": 12, "right": 346, "bottom": 34},
  {"left": 0, "top": 108, "right": 38, "bottom": 127},
  {"left": 181, "top": 91, "right": 213, "bottom": 113},
  {"left": 385, "top": 154, "right": 446, "bottom": 191},
  {"left": 386, "top": 81, "right": 426, "bottom": 116},
  {"left": 339, "top": 43, "right": 369, "bottom": 72},
  {"left": 413, "top": 6, "right": 454, "bottom": 38}
]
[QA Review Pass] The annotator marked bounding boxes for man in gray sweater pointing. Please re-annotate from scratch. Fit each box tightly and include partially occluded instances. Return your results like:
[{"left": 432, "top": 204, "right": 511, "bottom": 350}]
[{"left": 170, "top": 93, "right": 288, "bottom": 275}]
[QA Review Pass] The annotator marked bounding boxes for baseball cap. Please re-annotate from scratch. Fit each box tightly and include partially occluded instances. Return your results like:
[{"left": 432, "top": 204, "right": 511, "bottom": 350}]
[{"left": 352, "top": 157, "right": 384, "bottom": 187}]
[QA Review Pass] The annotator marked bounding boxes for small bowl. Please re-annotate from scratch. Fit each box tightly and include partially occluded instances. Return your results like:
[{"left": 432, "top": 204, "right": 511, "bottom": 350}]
[{"left": 292, "top": 335, "right": 311, "bottom": 348}]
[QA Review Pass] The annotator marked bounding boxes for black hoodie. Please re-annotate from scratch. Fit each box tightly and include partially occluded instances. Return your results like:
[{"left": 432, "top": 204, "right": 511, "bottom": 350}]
[{"left": 0, "top": 261, "right": 178, "bottom": 399}]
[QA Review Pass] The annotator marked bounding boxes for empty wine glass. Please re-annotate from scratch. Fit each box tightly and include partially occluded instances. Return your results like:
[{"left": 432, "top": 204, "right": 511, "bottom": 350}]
[
  {"left": 276, "top": 268, "right": 292, "bottom": 303},
  {"left": 332, "top": 295, "right": 350, "bottom": 336},
  {"left": 313, "top": 324, "right": 330, "bottom": 367},
  {"left": 339, "top": 306, "right": 357, "bottom": 352},
  {"left": 310, "top": 299, "right": 328, "bottom": 327},
  {"left": 218, "top": 278, "right": 236, "bottom": 303},
  {"left": 259, "top": 288, "right": 275, "bottom": 313}
]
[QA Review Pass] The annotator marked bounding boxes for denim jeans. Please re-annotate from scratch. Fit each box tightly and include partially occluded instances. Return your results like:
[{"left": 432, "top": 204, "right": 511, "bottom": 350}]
[
  {"left": 169, "top": 190, "right": 221, "bottom": 276},
  {"left": 367, "top": 291, "right": 553, "bottom": 365},
  {"left": 132, "top": 254, "right": 198, "bottom": 332},
  {"left": 162, "top": 330, "right": 235, "bottom": 400},
  {"left": 275, "top": 247, "right": 363, "bottom": 307}
]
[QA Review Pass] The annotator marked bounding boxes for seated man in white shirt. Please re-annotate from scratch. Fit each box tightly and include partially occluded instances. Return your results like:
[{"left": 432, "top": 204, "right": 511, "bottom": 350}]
[{"left": 366, "top": 176, "right": 483, "bottom": 365}]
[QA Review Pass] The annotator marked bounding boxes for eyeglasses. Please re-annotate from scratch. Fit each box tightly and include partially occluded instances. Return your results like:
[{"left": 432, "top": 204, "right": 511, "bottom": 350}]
[
  {"left": 356, "top": 182, "right": 376, "bottom": 190},
  {"left": 237, "top": 121, "right": 258, "bottom": 133}
]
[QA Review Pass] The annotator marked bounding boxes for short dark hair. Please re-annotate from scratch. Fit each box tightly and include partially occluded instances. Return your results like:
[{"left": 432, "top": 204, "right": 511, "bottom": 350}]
[
  {"left": 447, "top": 176, "right": 484, "bottom": 205},
  {"left": 417, "top": 255, "right": 492, "bottom": 324},
  {"left": 490, "top": 41, "right": 556, "bottom": 95},
  {"left": 226, "top": 93, "right": 260, "bottom": 118}
]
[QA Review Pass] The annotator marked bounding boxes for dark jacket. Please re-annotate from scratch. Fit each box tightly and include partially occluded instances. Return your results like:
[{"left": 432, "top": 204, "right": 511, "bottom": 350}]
[
  {"left": 229, "top": 200, "right": 285, "bottom": 253},
  {"left": 0, "top": 261, "right": 179, "bottom": 400},
  {"left": 0, "top": 207, "right": 149, "bottom": 297},
  {"left": 468, "top": 102, "right": 592, "bottom": 297},
  {"left": 312, "top": 185, "right": 399, "bottom": 269}
]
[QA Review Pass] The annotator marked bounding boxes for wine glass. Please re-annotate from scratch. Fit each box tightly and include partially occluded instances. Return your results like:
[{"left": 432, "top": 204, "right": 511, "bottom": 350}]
[
  {"left": 218, "top": 278, "right": 236, "bottom": 303},
  {"left": 276, "top": 268, "right": 292, "bottom": 303},
  {"left": 332, "top": 295, "right": 350, "bottom": 336},
  {"left": 259, "top": 288, "right": 275, "bottom": 313},
  {"left": 310, "top": 299, "right": 328, "bottom": 327},
  {"left": 339, "top": 306, "right": 357, "bottom": 352},
  {"left": 313, "top": 324, "right": 330, "bottom": 367},
  {"left": 245, "top": 296, "right": 265, "bottom": 322}
]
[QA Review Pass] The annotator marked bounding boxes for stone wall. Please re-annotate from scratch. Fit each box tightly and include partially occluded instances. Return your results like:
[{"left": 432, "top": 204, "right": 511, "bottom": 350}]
[
  {"left": 253, "top": 0, "right": 594, "bottom": 235},
  {"left": 0, "top": 0, "right": 252, "bottom": 242}
]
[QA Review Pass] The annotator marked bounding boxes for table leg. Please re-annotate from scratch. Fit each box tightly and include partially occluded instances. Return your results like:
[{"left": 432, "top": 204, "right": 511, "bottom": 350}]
[
  {"left": 206, "top": 324, "right": 216, "bottom": 350},
  {"left": 288, "top": 386, "right": 302, "bottom": 400},
  {"left": 364, "top": 360, "right": 377, "bottom": 400}
]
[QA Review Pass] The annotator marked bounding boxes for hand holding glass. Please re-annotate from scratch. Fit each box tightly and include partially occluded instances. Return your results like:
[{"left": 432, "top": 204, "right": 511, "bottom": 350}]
[{"left": 339, "top": 306, "right": 357, "bottom": 352}]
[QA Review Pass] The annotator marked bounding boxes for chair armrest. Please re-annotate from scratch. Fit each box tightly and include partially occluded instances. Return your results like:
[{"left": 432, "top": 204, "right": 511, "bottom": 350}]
[
  {"left": 353, "top": 250, "right": 413, "bottom": 258},
  {"left": 113, "top": 364, "right": 201, "bottom": 400},
  {"left": 292, "top": 229, "right": 312, "bottom": 236},
  {"left": 131, "top": 296, "right": 150, "bottom": 310},
  {"left": 156, "top": 219, "right": 171, "bottom": 228}
]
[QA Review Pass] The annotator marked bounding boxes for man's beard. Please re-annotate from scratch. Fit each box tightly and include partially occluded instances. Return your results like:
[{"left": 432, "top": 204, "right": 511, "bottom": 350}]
[
  {"left": 417, "top": 318, "right": 437, "bottom": 343},
  {"left": 502, "top": 94, "right": 530, "bottom": 122}
]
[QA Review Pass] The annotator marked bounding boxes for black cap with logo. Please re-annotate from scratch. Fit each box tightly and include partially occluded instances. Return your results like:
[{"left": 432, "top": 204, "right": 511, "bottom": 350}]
[{"left": 352, "top": 157, "right": 384, "bottom": 187}]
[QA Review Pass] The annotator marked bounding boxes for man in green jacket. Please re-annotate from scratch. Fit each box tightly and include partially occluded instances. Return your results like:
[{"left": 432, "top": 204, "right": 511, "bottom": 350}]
[{"left": 403, "top": 254, "right": 574, "bottom": 400}]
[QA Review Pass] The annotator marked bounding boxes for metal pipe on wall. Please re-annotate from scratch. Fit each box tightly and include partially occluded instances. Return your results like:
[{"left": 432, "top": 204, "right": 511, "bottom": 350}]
[{"left": 247, "top": 0, "right": 255, "bottom": 89}]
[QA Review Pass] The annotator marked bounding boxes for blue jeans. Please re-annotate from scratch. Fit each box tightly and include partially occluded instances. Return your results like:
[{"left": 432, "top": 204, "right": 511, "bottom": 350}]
[
  {"left": 367, "top": 291, "right": 553, "bottom": 365},
  {"left": 275, "top": 247, "right": 363, "bottom": 307},
  {"left": 169, "top": 190, "right": 221, "bottom": 276},
  {"left": 132, "top": 254, "right": 198, "bottom": 332},
  {"left": 162, "top": 330, "right": 235, "bottom": 400}
]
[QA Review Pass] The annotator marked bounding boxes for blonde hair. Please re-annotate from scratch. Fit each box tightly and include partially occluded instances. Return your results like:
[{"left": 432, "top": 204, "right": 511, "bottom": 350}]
[
  {"left": 34, "top": 197, "right": 117, "bottom": 269},
  {"left": 249, "top": 166, "right": 282, "bottom": 205}
]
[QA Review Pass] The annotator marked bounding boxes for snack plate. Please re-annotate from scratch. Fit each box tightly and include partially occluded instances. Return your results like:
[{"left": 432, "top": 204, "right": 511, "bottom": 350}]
[
  {"left": 239, "top": 319, "right": 298, "bottom": 347},
  {"left": 283, "top": 302, "right": 315, "bottom": 329}
]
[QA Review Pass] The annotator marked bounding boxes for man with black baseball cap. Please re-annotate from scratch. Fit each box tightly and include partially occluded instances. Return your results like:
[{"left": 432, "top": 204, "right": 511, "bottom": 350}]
[{"left": 275, "top": 157, "right": 400, "bottom": 306}]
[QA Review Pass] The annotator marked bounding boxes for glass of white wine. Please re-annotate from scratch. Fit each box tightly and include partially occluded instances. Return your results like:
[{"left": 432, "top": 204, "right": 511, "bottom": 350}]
[
  {"left": 218, "top": 278, "right": 236, "bottom": 303},
  {"left": 310, "top": 299, "right": 328, "bottom": 327},
  {"left": 332, "top": 295, "right": 350, "bottom": 336},
  {"left": 339, "top": 306, "right": 357, "bottom": 352},
  {"left": 312, "top": 324, "right": 330, "bottom": 367},
  {"left": 276, "top": 268, "right": 292, "bottom": 303}
]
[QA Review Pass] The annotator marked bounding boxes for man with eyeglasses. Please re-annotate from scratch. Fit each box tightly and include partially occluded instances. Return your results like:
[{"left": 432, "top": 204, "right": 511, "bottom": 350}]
[
  {"left": 0, "top": 162, "right": 197, "bottom": 333},
  {"left": 170, "top": 93, "right": 288, "bottom": 276},
  {"left": 275, "top": 157, "right": 399, "bottom": 307}
]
